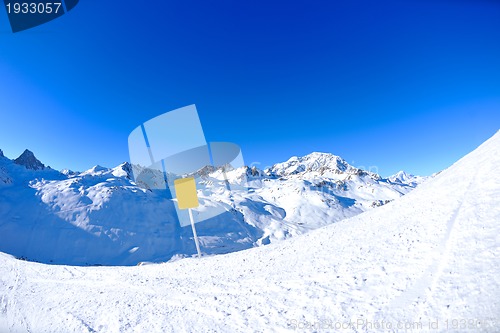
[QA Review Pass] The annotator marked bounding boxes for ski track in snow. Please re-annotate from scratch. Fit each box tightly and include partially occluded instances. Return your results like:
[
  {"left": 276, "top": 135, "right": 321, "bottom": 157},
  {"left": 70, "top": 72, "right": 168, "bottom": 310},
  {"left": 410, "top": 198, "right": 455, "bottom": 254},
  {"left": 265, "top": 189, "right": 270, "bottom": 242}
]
[
  {"left": 383, "top": 167, "right": 478, "bottom": 323},
  {"left": 415, "top": 170, "right": 477, "bottom": 321}
]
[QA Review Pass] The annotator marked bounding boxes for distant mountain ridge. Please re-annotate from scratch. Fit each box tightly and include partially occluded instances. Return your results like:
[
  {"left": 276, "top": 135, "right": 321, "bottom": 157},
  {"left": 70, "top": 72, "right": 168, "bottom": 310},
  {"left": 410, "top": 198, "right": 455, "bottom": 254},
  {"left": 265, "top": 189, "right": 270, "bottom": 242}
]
[{"left": 0, "top": 149, "right": 428, "bottom": 265}]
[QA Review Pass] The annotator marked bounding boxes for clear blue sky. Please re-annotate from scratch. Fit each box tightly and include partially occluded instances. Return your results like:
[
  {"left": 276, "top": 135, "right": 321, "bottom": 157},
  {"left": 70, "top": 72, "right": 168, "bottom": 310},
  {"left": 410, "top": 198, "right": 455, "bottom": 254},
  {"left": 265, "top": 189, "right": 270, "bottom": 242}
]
[{"left": 0, "top": 0, "right": 499, "bottom": 176}]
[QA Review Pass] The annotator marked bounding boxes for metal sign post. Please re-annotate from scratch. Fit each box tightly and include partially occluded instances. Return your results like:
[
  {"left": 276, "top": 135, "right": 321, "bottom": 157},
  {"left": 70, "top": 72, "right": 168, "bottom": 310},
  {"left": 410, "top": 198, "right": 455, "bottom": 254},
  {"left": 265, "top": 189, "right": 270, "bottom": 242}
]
[
  {"left": 174, "top": 177, "right": 201, "bottom": 258},
  {"left": 188, "top": 208, "right": 201, "bottom": 258}
]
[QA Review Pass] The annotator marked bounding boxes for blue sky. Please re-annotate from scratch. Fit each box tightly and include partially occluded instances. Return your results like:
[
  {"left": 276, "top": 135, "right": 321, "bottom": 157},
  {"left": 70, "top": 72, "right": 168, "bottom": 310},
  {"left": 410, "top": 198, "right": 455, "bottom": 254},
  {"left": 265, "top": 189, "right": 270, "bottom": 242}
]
[{"left": 0, "top": 0, "right": 499, "bottom": 176}]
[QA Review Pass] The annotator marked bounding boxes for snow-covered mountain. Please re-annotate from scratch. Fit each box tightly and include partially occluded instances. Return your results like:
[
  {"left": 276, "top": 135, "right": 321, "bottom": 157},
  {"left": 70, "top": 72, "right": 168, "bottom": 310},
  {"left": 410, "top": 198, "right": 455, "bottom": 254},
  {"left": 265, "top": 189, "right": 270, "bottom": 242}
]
[
  {"left": 0, "top": 149, "right": 426, "bottom": 265},
  {"left": 0, "top": 131, "right": 498, "bottom": 333},
  {"left": 388, "top": 170, "right": 427, "bottom": 187},
  {"left": 266, "top": 152, "right": 357, "bottom": 176}
]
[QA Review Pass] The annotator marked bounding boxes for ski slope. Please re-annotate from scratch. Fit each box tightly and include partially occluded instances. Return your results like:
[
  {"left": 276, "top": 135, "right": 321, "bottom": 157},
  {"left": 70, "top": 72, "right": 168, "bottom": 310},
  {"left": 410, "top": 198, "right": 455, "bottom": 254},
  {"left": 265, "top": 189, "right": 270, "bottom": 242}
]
[{"left": 0, "top": 131, "right": 499, "bottom": 332}]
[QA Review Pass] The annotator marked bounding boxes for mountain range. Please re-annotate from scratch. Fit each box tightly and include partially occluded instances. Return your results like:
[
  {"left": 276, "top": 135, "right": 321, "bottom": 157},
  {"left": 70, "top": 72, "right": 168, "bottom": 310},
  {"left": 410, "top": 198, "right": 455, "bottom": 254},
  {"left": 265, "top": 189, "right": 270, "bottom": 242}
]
[{"left": 0, "top": 149, "right": 427, "bottom": 265}]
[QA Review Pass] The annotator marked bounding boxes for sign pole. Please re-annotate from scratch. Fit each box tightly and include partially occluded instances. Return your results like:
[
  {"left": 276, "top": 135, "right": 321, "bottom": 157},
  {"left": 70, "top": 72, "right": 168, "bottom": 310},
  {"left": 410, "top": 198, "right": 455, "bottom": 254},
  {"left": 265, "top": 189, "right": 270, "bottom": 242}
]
[
  {"left": 188, "top": 208, "right": 201, "bottom": 258},
  {"left": 174, "top": 176, "right": 202, "bottom": 258}
]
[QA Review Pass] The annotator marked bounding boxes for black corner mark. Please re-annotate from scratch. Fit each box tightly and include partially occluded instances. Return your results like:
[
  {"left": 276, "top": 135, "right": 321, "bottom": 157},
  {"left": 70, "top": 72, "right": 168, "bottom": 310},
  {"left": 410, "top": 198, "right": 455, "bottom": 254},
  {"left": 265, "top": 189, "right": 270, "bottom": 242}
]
[{"left": 3, "top": 0, "right": 79, "bottom": 33}]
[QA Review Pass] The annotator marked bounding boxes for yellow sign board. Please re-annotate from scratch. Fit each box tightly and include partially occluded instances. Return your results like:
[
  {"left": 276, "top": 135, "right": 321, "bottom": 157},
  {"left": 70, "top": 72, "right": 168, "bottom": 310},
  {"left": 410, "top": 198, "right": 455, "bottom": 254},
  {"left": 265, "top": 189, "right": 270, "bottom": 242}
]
[{"left": 174, "top": 177, "right": 199, "bottom": 210}]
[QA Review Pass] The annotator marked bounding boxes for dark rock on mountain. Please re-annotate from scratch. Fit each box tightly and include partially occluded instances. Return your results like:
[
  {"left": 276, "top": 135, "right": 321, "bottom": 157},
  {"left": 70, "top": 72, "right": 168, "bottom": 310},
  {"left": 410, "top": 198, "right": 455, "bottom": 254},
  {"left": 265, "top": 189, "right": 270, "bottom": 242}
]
[{"left": 14, "top": 149, "right": 46, "bottom": 171}]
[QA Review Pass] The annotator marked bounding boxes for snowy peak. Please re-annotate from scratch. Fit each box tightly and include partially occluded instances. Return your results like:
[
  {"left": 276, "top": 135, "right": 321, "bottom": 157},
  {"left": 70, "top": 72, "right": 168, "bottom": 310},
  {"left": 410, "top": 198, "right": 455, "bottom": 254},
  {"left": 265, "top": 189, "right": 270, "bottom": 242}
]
[
  {"left": 79, "top": 165, "right": 110, "bottom": 176},
  {"left": 267, "top": 152, "right": 356, "bottom": 177},
  {"left": 112, "top": 162, "right": 133, "bottom": 179},
  {"left": 14, "top": 149, "right": 46, "bottom": 171},
  {"left": 246, "top": 165, "right": 265, "bottom": 177},
  {"left": 76, "top": 163, "right": 134, "bottom": 179},
  {"left": 388, "top": 170, "right": 427, "bottom": 187},
  {"left": 61, "top": 169, "right": 78, "bottom": 176},
  {"left": 388, "top": 170, "right": 411, "bottom": 183}
]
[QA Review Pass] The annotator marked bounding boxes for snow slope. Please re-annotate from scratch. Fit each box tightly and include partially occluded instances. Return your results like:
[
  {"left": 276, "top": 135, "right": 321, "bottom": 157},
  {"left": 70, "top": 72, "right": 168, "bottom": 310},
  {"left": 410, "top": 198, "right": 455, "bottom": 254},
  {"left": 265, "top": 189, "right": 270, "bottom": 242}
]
[
  {"left": 0, "top": 151, "right": 422, "bottom": 266},
  {"left": 0, "top": 131, "right": 498, "bottom": 332}
]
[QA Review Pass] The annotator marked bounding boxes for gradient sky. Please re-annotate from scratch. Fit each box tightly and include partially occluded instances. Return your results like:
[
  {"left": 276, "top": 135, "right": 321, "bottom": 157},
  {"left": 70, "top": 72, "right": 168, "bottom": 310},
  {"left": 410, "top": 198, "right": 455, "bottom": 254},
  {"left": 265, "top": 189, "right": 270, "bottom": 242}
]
[{"left": 0, "top": 0, "right": 499, "bottom": 176}]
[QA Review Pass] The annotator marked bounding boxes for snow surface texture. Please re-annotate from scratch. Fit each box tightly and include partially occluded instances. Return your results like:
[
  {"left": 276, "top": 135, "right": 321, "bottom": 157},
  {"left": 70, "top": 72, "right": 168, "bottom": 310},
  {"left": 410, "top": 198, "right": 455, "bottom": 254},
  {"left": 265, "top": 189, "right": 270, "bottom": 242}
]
[
  {"left": 0, "top": 151, "right": 422, "bottom": 266},
  {"left": 0, "top": 131, "right": 498, "bottom": 332}
]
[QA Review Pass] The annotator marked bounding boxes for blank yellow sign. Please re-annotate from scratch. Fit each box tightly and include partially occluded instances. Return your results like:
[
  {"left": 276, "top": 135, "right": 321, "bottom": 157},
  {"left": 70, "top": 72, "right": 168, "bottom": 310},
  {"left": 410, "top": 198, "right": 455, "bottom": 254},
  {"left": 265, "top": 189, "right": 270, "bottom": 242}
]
[{"left": 174, "top": 177, "right": 199, "bottom": 210}]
